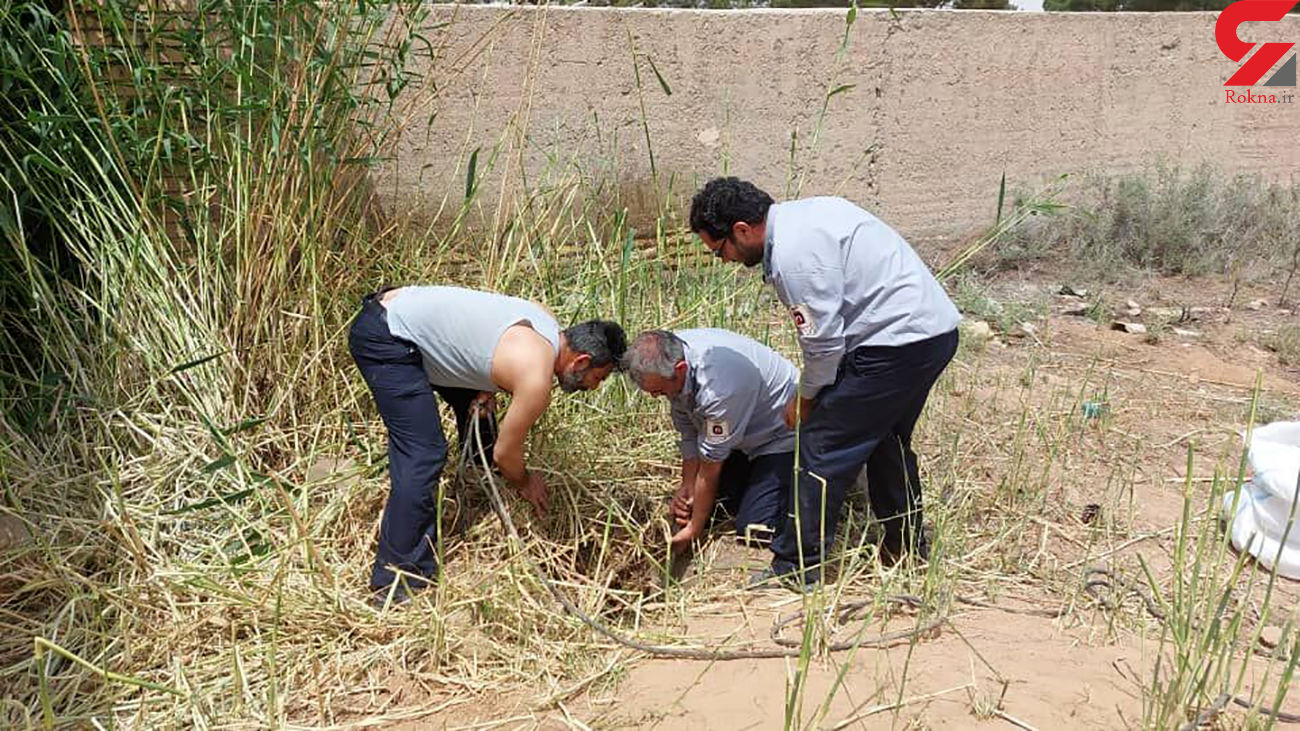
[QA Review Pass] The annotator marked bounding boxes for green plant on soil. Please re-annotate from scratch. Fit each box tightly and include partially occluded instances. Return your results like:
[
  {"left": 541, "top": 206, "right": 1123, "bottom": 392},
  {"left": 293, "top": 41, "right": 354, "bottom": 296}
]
[{"left": 991, "top": 163, "right": 1300, "bottom": 288}]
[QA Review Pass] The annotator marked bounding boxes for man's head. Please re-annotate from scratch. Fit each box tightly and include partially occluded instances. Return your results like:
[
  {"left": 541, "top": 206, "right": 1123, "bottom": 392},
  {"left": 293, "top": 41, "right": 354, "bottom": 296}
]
[
  {"left": 622, "top": 330, "right": 688, "bottom": 398},
  {"left": 689, "top": 177, "right": 774, "bottom": 268},
  {"left": 558, "top": 320, "right": 627, "bottom": 393}
]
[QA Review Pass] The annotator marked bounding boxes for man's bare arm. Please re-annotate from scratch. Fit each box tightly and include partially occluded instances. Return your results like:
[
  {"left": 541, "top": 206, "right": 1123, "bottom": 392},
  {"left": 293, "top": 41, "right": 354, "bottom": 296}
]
[
  {"left": 489, "top": 326, "right": 555, "bottom": 514},
  {"left": 673, "top": 458, "right": 701, "bottom": 525},
  {"left": 493, "top": 373, "right": 550, "bottom": 484},
  {"left": 671, "top": 459, "right": 723, "bottom": 549}
]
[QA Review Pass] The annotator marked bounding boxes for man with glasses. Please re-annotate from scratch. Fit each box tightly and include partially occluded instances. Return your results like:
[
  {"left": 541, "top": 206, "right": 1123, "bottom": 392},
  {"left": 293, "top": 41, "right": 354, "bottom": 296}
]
[
  {"left": 349, "top": 285, "right": 626, "bottom": 604},
  {"left": 623, "top": 328, "right": 798, "bottom": 552},
  {"left": 689, "top": 178, "right": 960, "bottom": 589}
]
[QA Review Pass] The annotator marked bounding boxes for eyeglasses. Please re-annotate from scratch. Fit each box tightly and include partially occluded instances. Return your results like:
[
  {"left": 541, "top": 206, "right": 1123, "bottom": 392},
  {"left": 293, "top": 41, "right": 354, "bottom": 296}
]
[{"left": 711, "top": 237, "right": 729, "bottom": 259}]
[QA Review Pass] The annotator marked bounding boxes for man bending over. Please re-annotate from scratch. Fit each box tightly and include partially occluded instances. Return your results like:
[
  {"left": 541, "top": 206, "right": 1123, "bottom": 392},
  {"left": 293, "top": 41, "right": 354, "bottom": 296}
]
[
  {"left": 624, "top": 328, "right": 798, "bottom": 552},
  {"left": 349, "top": 285, "right": 626, "bottom": 603}
]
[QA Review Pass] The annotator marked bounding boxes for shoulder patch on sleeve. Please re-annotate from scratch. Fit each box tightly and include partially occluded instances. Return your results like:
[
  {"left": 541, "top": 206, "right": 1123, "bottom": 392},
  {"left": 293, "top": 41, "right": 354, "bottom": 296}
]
[
  {"left": 790, "top": 304, "right": 816, "bottom": 337},
  {"left": 703, "top": 418, "right": 732, "bottom": 444}
]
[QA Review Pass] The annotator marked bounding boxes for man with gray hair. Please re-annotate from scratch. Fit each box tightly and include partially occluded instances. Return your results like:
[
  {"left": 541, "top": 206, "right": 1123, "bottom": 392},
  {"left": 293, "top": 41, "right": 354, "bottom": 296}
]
[{"left": 624, "top": 328, "right": 798, "bottom": 551}]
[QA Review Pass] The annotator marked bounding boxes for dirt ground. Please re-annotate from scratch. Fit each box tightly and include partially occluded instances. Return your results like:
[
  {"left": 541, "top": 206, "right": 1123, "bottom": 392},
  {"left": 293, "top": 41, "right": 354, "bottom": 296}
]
[{"left": 409, "top": 273, "right": 1300, "bottom": 731}]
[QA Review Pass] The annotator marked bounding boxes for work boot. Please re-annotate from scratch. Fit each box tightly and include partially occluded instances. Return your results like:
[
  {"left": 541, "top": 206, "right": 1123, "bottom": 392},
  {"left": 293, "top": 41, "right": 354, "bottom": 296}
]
[{"left": 747, "top": 564, "right": 821, "bottom": 593}]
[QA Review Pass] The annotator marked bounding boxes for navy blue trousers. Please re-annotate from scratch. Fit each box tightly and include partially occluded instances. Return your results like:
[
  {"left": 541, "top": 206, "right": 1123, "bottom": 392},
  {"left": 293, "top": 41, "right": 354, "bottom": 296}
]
[
  {"left": 715, "top": 450, "right": 794, "bottom": 544},
  {"left": 348, "top": 293, "right": 496, "bottom": 589},
  {"left": 771, "top": 329, "right": 958, "bottom": 574}
]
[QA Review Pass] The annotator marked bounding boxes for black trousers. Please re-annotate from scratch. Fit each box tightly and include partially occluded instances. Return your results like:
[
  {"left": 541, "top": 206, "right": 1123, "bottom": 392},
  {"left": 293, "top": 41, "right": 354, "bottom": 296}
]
[
  {"left": 771, "top": 329, "right": 958, "bottom": 574},
  {"left": 348, "top": 293, "right": 496, "bottom": 589},
  {"left": 715, "top": 450, "right": 794, "bottom": 544}
]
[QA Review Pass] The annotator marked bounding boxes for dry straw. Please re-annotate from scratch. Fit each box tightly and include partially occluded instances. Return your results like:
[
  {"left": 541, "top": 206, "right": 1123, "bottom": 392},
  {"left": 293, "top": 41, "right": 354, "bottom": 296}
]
[{"left": 4, "top": 2, "right": 1300, "bottom": 729}]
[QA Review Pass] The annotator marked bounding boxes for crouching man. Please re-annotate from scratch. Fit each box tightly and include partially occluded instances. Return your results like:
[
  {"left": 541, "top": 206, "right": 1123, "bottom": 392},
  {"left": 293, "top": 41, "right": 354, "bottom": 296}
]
[
  {"left": 348, "top": 285, "right": 626, "bottom": 603},
  {"left": 623, "top": 329, "right": 799, "bottom": 551}
]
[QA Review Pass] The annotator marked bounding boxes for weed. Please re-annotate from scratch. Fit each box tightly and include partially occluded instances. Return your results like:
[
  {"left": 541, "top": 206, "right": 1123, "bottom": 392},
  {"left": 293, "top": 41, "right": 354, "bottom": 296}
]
[
  {"left": 1264, "top": 324, "right": 1300, "bottom": 367},
  {"left": 951, "top": 275, "right": 1048, "bottom": 335},
  {"left": 993, "top": 163, "right": 1300, "bottom": 288}
]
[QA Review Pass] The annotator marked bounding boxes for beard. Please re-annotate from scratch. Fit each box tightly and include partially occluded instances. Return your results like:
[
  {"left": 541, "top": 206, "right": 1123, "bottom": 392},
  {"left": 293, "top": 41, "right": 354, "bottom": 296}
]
[
  {"left": 559, "top": 368, "right": 587, "bottom": 393},
  {"left": 741, "top": 247, "right": 764, "bottom": 268}
]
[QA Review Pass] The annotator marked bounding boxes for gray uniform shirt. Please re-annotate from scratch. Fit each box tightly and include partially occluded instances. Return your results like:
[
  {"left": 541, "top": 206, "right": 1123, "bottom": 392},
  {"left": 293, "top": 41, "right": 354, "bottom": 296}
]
[
  {"left": 762, "top": 197, "right": 961, "bottom": 397},
  {"left": 384, "top": 286, "right": 561, "bottom": 392},
  {"left": 668, "top": 328, "right": 799, "bottom": 463}
]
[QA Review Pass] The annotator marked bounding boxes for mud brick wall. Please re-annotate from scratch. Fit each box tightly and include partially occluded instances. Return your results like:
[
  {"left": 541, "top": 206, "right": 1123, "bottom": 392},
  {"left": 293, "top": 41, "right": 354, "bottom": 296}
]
[{"left": 378, "top": 6, "right": 1300, "bottom": 243}]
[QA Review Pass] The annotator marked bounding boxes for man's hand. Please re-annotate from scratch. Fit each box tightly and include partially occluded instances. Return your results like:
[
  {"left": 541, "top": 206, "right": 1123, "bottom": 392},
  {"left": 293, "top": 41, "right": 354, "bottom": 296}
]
[
  {"left": 783, "top": 395, "right": 817, "bottom": 430},
  {"left": 513, "top": 471, "right": 549, "bottom": 519},
  {"left": 471, "top": 391, "right": 496, "bottom": 416},
  {"left": 669, "top": 520, "right": 703, "bottom": 552},
  {"left": 674, "top": 459, "right": 700, "bottom": 526},
  {"left": 670, "top": 459, "right": 720, "bottom": 553},
  {"left": 671, "top": 488, "right": 693, "bottom": 526}
]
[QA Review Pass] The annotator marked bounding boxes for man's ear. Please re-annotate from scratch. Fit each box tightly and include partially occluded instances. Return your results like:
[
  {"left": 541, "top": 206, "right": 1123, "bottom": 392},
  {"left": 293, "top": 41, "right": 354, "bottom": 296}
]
[
  {"left": 733, "top": 221, "right": 752, "bottom": 240},
  {"left": 572, "top": 352, "right": 592, "bottom": 369},
  {"left": 673, "top": 360, "right": 688, "bottom": 378}
]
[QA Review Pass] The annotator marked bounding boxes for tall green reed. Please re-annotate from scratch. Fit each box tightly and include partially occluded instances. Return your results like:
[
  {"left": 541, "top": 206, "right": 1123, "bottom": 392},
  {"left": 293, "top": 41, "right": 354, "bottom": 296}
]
[{"left": 2, "top": 0, "right": 433, "bottom": 725}]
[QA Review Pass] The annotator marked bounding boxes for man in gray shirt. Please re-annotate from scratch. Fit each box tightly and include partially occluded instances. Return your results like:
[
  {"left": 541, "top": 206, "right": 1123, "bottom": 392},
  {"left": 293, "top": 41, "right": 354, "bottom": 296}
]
[
  {"left": 689, "top": 177, "right": 960, "bottom": 588},
  {"left": 349, "top": 285, "right": 626, "bottom": 604},
  {"left": 623, "top": 329, "right": 797, "bottom": 550}
]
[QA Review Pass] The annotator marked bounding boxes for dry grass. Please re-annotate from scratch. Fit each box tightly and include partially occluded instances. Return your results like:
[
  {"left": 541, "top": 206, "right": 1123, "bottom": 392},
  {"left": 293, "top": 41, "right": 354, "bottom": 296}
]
[
  {"left": 989, "top": 164, "right": 1300, "bottom": 290},
  {"left": 4, "top": 3, "right": 1300, "bottom": 730},
  {"left": 11, "top": 247, "right": 1300, "bottom": 729}
]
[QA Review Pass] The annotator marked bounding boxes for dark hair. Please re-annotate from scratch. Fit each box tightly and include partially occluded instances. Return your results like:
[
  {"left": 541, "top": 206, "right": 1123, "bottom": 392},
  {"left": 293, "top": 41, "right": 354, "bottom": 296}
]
[
  {"left": 563, "top": 320, "right": 627, "bottom": 369},
  {"left": 689, "top": 177, "right": 774, "bottom": 241}
]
